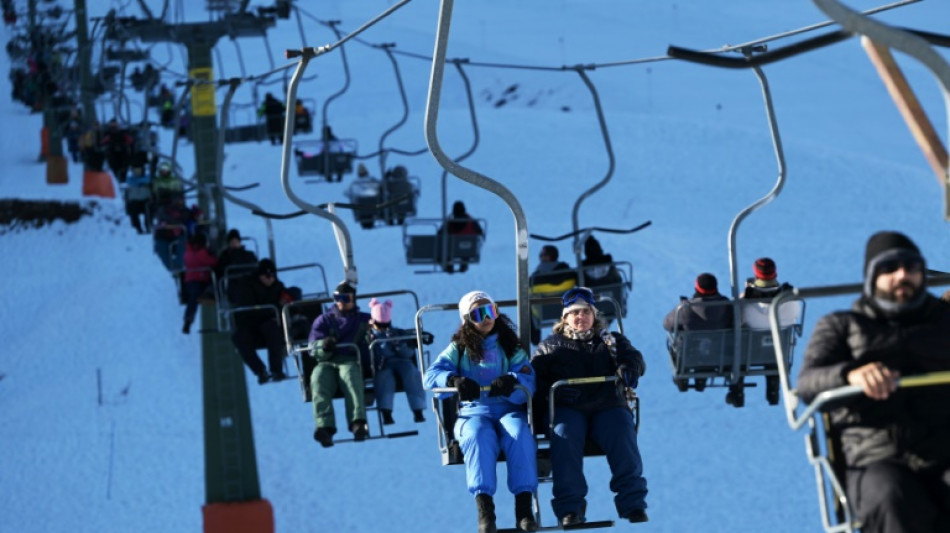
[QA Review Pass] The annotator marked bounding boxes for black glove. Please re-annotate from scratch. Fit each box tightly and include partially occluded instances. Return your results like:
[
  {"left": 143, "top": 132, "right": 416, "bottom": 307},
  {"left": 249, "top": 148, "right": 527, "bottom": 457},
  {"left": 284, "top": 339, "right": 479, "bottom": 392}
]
[
  {"left": 616, "top": 364, "right": 639, "bottom": 389},
  {"left": 448, "top": 375, "right": 480, "bottom": 401},
  {"left": 321, "top": 336, "right": 336, "bottom": 353},
  {"left": 489, "top": 374, "right": 518, "bottom": 397}
]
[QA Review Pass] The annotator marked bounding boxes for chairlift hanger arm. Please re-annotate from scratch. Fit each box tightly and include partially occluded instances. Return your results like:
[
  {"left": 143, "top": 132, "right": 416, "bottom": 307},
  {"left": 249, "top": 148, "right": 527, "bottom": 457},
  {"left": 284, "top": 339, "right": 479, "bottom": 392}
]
[
  {"left": 278, "top": 0, "right": 411, "bottom": 286},
  {"left": 668, "top": 30, "right": 852, "bottom": 69},
  {"left": 668, "top": 27, "right": 950, "bottom": 70},
  {"left": 427, "top": 0, "right": 531, "bottom": 348},
  {"left": 530, "top": 221, "right": 652, "bottom": 242}
]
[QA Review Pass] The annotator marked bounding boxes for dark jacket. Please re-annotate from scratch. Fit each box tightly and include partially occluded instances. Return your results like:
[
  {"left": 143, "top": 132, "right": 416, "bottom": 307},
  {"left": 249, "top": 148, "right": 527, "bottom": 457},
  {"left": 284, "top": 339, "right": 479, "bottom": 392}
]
[
  {"left": 796, "top": 295, "right": 950, "bottom": 470},
  {"left": 663, "top": 294, "right": 734, "bottom": 332},
  {"left": 308, "top": 305, "right": 372, "bottom": 369},
  {"left": 216, "top": 246, "right": 258, "bottom": 279},
  {"left": 532, "top": 330, "right": 645, "bottom": 415},
  {"left": 228, "top": 274, "right": 288, "bottom": 329}
]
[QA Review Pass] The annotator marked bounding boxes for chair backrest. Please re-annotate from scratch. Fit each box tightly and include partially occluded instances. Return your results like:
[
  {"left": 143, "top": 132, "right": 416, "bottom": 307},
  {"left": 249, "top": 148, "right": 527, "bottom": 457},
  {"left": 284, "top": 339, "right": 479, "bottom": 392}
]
[
  {"left": 448, "top": 234, "right": 482, "bottom": 261},
  {"left": 406, "top": 234, "right": 438, "bottom": 263}
]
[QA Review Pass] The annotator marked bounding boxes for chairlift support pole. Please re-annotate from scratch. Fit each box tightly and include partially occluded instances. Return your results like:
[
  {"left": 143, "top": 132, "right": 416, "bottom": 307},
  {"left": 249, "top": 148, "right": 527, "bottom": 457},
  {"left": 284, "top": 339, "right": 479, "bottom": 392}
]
[
  {"left": 812, "top": 0, "right": 950, "bottom": 220},
  {"left": 112, "top": 14, "right": 279, "bottom": 526},
  {"left": 74, "top": 0, "right": 97, "bottom": 125},
  {"left": 570, "top": 66, "right": 616, "bottom": 287},
  {"left": 426, "top": 0, "right": 532, "bottom": 347}
]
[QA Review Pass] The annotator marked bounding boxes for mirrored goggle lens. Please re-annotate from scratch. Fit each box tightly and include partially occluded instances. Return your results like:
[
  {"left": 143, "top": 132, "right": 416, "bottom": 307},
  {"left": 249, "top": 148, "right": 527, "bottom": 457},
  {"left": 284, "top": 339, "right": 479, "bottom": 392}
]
[
  {"left": 333, "top": 292, "right": 353, "bottom": 303},
  {"left": 878, "top": 258, "right": 923, "bottom": 275},
  {"left": 562, "top": 287, "right": 596, "bottom": 307},
  {"left": 468, "top": 303, "right": 498, "bottom": 323}
]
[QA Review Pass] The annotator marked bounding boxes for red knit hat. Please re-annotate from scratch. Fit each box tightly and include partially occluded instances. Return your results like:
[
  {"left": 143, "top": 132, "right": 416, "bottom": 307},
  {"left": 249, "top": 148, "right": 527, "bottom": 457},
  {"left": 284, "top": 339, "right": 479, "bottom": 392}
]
[{"left": 753, "top": 257, "right": 777, "bottom": 281}]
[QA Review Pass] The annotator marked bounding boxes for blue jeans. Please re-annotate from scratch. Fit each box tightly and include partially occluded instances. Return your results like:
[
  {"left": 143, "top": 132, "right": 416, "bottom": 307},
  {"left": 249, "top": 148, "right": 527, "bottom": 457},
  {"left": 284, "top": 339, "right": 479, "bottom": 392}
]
[
  {"left": 375, "top": 358, "right": 426, "bottom": 411},
  {"left": 455, "top": 408, "right": 538, "bottom": 496},
  {"left": 550, "top": 406, "right": 647, "bottom": 519},
  {"left": 182, "top": 280, "right": 209, "bottom": 328},
  {"left": 153, "top": 235, "right": 185, "bottom": 271}
]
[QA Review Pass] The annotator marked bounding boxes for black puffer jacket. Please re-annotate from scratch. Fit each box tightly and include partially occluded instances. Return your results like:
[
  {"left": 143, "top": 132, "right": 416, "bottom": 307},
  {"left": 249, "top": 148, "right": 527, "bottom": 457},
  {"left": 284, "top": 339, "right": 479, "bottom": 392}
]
[
  {"left": 532, "top": 330, "right": 645, "bottom": 415},
  {"left": 796, "top": 295, "right": 950, "bottom": 469},
  {"left": 228, "top": 275, "right": 287, "bottom": 329}
]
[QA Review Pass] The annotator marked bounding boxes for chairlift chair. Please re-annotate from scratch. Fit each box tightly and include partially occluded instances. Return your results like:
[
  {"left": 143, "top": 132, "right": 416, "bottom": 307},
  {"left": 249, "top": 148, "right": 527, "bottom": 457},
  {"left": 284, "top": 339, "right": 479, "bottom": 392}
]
[
  {"left": 380, "top": 168, "right": 421, "bottom": 225},
  {"left": 282, "top": 289, "right": 423, "bottom": 441},
  {"left": 415, "top": 297, "right": 633, "bottom": 531},
  {"left": 346, "top": 177, "right": 383, "bottom": 229},
  {"left": 402, "top": 217, "right": 487, "bottom": 273},
  {"left": 665, "top": 297, "right": 805, "bottom": 407},
  {"left": 293, "top": 138, "right": 358, "bottom": 180},
  {"left": 223, "top": 104, "right": 267, "bottom": 143}
]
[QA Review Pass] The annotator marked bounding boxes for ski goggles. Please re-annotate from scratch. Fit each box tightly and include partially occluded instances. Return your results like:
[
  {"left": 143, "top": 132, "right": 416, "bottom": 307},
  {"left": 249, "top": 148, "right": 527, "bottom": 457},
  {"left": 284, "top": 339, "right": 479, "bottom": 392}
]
[
  {"left": 562, "top": 287, "right": 596, "bottom": 307},
  {"left": 333, "top": 292, "right": 354, "bottom": 303},
  {"left": 878, "top": 257, "right": 924, "bottom": 275},
  {"left": 467, "top": 303, "right": 499, "bottom": 323}
]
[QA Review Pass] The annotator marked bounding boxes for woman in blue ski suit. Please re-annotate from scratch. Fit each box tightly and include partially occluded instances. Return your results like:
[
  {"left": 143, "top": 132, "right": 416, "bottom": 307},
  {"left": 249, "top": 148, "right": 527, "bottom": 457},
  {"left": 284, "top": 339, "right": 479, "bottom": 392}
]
[{"left": 424, "top": 290, "right": 539, "bottom": 533}]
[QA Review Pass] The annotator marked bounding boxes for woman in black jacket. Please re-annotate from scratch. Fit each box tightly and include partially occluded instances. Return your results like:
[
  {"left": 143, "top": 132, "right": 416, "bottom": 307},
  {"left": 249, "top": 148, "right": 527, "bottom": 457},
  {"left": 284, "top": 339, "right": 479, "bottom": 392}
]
[{"left": 531, "top": 287, "right": 648, "bottom": 526}]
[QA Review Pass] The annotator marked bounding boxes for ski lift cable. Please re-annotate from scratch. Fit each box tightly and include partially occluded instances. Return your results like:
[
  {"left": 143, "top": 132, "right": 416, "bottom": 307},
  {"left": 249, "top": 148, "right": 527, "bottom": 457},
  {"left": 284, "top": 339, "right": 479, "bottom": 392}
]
[
  {"left": 291, "top": 0, "right": 916, "bottom": 74},
  {"left": 426, "top": 0, "right": 532, "bottom": 348},
  {"left": 530, "top": 221, "right": 653, "bottom": 242}
]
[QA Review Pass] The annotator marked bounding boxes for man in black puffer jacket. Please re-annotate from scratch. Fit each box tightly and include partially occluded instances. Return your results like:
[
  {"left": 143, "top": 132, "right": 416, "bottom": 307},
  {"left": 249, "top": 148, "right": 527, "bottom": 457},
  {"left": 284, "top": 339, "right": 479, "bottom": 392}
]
[{"left": 797, "top": 231, "right": 950, "bottom": 533}]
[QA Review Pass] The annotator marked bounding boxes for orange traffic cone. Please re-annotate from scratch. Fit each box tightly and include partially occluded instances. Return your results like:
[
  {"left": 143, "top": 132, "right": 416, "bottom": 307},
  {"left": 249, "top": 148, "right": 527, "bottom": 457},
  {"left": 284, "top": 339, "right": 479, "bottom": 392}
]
[
  {"left": 82, "top": 170, "right": 115, "bottom": 198},
  {"left": 203, "top": 499, "right": 274, "bottom": 533}
]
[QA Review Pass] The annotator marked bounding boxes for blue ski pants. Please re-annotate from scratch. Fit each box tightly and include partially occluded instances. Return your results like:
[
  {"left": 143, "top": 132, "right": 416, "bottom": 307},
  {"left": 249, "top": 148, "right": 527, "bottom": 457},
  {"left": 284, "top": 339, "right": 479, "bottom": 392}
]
[
  {"left": 375, "top": 358, "right": 426, "bottom": 412},
  {"left": 550, "top": 406, "right": 647, "bottom": 519},
  {"left": 456, "top": 409, "right": 538, "bottom": 496}
]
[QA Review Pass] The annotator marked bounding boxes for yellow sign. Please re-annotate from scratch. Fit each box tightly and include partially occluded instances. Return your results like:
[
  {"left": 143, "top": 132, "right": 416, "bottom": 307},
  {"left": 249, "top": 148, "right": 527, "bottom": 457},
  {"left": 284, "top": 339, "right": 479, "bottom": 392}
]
[{"left": 190, "top": 67, "right": 216, "bottom": 117}]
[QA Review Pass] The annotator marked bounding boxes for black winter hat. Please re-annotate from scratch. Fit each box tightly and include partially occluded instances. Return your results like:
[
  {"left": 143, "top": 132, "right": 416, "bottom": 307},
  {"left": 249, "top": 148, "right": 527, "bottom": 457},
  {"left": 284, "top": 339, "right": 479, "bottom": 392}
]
[
  {"left": 864, "top": 231, "right": 922, "bottom": 279},
  {"left": 226, "top": 228, "right": 241, "bottom": 242},
  {"left": 694, "top": 273, "right": 719, "bottom": 296},
  {"left": 584, "top": 236, "right": 604, "bottom": 259},
  {"left": 256, "top": 258, "right": 277, "bottom": 276},
  {"left": 863, "top": 231, "right": 925, "bottom": 299},
  {"left": 335, "top": 281, "right": 357, "bottom": 295}
]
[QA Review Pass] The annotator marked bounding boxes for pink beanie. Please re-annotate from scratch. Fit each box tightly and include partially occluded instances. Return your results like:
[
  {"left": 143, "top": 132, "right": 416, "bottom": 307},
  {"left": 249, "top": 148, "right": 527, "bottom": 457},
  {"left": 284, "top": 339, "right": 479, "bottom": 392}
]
[{"left": 369, "top": 298, "right": 393, "bottom": 323}]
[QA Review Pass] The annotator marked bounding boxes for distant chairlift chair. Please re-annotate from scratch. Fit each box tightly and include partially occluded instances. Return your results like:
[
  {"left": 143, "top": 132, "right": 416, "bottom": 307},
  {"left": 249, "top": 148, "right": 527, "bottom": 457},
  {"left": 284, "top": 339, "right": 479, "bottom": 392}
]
[
  {"left": 665, "top": 297, "right": 805, "bottom": 407},
  {"left": 293, "top": 139, "right": 358, "bottom": 181}
]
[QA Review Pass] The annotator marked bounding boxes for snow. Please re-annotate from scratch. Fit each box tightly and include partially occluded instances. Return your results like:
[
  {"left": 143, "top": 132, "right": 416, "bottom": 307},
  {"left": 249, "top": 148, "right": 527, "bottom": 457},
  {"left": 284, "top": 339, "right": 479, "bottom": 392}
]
[{"left": 1, "top": 1, "right": 949, "bottom": 532}]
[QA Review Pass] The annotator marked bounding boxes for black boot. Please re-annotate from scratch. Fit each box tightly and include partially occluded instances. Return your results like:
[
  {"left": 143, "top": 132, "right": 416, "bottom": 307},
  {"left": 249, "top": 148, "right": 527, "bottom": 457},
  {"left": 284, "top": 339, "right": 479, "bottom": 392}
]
[
  {"left": 381, "top": 409, "right": 395, "bottom": 425},
  {"left": 475, "top": 494, "right": 496, "bottom": 533},
  {"left": 413, "top": 409, "right": 426, "bottom": 423},
  {"left": 515, "top": 492, "right": 538, "bottom": 532}
]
